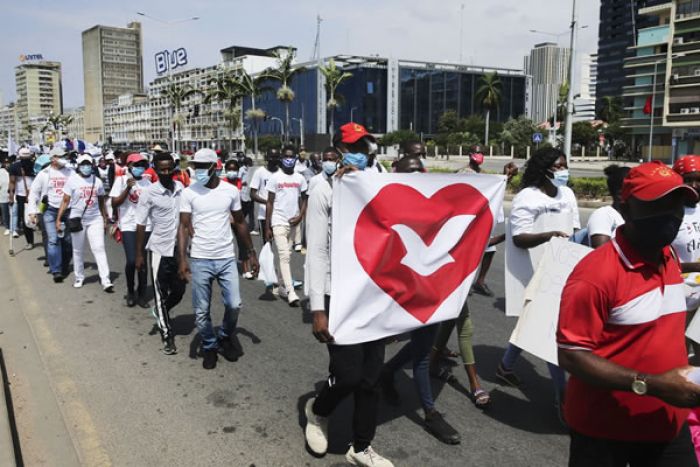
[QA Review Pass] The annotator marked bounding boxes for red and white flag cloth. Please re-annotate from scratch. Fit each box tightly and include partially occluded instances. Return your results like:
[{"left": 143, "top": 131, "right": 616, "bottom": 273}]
[{"left": 329, "top": 172, "right": 506, "bottom": 345}]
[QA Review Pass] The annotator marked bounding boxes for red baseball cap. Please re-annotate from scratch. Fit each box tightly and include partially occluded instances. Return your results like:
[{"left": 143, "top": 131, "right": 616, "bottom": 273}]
[
  {"left": 621, "top": 161, "right": 698, "bottom": 203},
  {"left": 673, "top": 155, "right": 700, "bottom": 176},
  {"left": 339, "top": 122, "right": 376, "bottom": 144},
  {"left": 126, "top": 153, "right": 146, "bottom": 165}
]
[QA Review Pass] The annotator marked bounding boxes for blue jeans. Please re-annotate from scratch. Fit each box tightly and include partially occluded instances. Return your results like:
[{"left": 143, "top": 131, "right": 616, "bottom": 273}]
[
  {"left": 190, "top": 257, "right": 242, "bottom": 351},
  {"left": 43, "top": 207, "right": 72, "bottom": 275},
  {"left": 384, "top": 325, "right": 438, "bottom": 411},
  {"left": 10, "top": 203, "right": 17, "bottom": 232},
  {"left": 502, "top": 343, "right": 567, "bottom": 403},
  {"left": 0, "top": 203, "right": 9, "bottom": 229}
]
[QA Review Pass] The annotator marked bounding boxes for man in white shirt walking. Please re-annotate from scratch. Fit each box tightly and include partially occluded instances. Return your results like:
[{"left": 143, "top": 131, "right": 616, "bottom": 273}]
[
  {"left": 265, "top": 145, "right": 308, "bottom": 307},
  {"left": 178, "top": 148, "right": 259, "bottom": 370},
  {"left": 250, "top": 148, "right": 280, "bottom": 239},
  {"left": 28, "top": 147, "right": 73, "bottom": 282}
]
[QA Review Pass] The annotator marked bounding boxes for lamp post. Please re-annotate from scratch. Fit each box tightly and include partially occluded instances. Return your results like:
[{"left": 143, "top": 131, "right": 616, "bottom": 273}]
[
  {"left": 269, "top": 117, "right": 284, "bottom": 140},
  {"left": 292, "top": 117, "right": 304, "bottom": 148},
  {"left": 563, "top": 0, "right": 578, "bottom": 165},
  {"left": 350, "top": 106, "right": 358, "bottom": 122}
]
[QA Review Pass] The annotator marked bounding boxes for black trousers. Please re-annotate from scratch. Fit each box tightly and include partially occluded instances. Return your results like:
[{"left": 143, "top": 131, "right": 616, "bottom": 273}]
[
  {"left": 15, "top": 196, "right": 34, "bottom": 244},
  {"left": 569, "top": 424, "right": 699, "bottom": 467},
  {"left": 149, "top": 252, "right": 186, "bottom": 341},
  {"left": 242, "top": 200, "right": 254, "bottom": 231},
  {"left": 312, "top": 296, "right": 386, "bottom": 452}
]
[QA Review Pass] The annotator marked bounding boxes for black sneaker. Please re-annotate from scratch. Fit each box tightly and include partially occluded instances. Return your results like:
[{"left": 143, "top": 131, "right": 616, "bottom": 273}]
[
  {"left": 202, "top": 349, "right": 218, "bottom": 369},
  {"left": 137, "top": 294, "right": 150, "bottom": 309},
  {"left": 126, "top": 293, "right": 136, "bottom": 307},
  {"left": 52, "top": 273, "right": 64, "bottom": 283},
  {"left": 163, "top": 337, "right": 177, "bottom": 355},
  {"left": 471, "top": 282, "right": 495, "bottom": 297},
  {"left": 495, "top": 363, "right": 522, "bottom": 388},
  {"left": 380, "top": 371, "right": 400, "bottom": 406},
  {"left": 424, "top": 410, "right": 461, "bottom": 445},
  {"left": 218, "top": 338, "right": 240, "bottom": 362}
]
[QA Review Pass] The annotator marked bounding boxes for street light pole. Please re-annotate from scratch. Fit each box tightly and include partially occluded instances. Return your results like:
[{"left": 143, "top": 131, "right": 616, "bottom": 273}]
[
  {"left": 270, "top": 117, "right": 284, "bottom": 139},
  {"left": 648, "top": 60, "right": 660, "bottom": 162},
  {"left": 292, "top": 118, "right": 304, "bottom": 148},
  {"left": 564, "top": 0, "right": 577, "bottom": 165},
  {"left": 350, "top": 107, "right": 358, "bottom": 122}
]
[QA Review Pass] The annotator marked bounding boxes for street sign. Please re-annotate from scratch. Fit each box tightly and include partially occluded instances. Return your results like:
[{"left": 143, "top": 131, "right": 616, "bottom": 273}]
[
  {"left": 532, "top": 132, "right": 543, "bottom": 144},
  {"left": 155, "top": 48, "right": 188, "bottom": 75}
]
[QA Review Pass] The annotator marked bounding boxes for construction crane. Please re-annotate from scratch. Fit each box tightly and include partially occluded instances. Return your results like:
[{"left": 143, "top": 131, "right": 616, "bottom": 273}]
[{"left": 311, "top": 14, "right": 323, "bottom": 62}]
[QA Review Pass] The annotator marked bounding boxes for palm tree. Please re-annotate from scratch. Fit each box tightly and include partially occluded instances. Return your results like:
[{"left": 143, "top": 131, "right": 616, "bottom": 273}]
[
  {"left": 319, "top": 58, "right": 353, "bottom": 143},
  {"left": 204, "top": 72, "right": 245, "bottom": 153},
  {"left": 599, "top": 96, "right": 622, "bottom": 124},
  {"left": 557, "top": 81, "right": 570, "bottom": 123},
  {"left": 476, "top": 72, "right": 501, "bottom": 146},
  {"left": 161, "top": 82, "right": 198, "bottom": 153},
  {"left": 23, "top": 123, "right": 35, "bottom": 144},
  {"left": 236, "top": 69, "right": 270, "bottom": 157},
  {"left": 262, "top": 47, "right": 305, "bottom": 143},
  {"left": 41, "top": 113, "right": 73, "bottom": 142}
]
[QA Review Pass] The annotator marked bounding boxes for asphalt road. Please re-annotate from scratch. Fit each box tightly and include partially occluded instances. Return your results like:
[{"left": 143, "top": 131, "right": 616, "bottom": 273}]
[{"left": 0, "top": 206, "right": 594, "bottom": 467}]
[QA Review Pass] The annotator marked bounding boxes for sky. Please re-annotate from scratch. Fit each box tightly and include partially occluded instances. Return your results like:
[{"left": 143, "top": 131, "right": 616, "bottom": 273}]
[{"left": 0, "top": 0, "right": 601, "bottom": 109}]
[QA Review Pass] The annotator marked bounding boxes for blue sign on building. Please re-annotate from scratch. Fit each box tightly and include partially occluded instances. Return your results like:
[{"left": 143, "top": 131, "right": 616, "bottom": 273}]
[{"left": 155, "top": 48, "right": 188, "bottom": 75}]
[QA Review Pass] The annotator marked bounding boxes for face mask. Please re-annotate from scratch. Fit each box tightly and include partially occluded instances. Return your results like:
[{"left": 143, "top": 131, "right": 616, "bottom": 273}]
[
  {"left": 195, "top": 168, "right": 212, "bottom": 185},
  {"left": 550, "top": 169, "right": 570, "bottom": 188},
  {"left": 368, "top": 141, "right": 378, "bottom": 154},
  {"left": 322, "top": 161, "right": 337, "bottom": 176},
  {"left": 226, "top": 170, "right": 238, "bottom": 180},
  {"left": 55, "top": 158, "right": 67, "bottom": 168},
  {"left": 342, "top": 152, "right": 368, "bottom": 171},
  {"left": 267, "top": 160, "right": 279, "bottom": 171},
  {"left": 156, "top": 170, "right": 174, "bottom": 185},
  {"left": 79, "top": 165, "right": 93, "bottom": 177},
  {"left": 215, "top": 169, "right": 223, "bottom": 177},
  {"left": 131, "top": 167, "right": 146, "bottom": 179},
  {"left": 281, "top": 157, "right": 296, "bottom": 170},
  {"left": 629, "top": 214, "right": 683, "bottom": 250}
]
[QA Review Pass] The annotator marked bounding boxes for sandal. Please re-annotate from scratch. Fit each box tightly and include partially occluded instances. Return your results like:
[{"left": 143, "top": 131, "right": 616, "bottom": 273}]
[{"left": 470, "top": 389, "right": 491, "bottom": 408}]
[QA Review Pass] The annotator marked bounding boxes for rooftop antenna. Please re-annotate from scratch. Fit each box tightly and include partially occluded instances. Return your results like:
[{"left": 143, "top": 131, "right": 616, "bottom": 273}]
[{"left": 312, "top": 14, "right": 323, "bottom": 62}]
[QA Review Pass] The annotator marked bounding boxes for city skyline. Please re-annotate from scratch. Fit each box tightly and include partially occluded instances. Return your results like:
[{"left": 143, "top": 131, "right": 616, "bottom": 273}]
[{"left": 0, "top": 0, "right": 600, "bottom": 109}]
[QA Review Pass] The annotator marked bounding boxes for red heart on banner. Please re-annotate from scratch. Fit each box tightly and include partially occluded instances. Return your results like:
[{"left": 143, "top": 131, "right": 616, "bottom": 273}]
[{"left": 354, "top": 183, "right": 493, "bottom": 323}]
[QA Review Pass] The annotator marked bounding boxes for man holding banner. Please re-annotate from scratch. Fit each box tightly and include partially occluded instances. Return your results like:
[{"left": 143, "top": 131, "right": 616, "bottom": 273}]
[
  {"left": 558, "top": 161, "right": 700, "bottom": 466},
  {"left": 303, "top": 122, "right": 505, "bottom": 466}
]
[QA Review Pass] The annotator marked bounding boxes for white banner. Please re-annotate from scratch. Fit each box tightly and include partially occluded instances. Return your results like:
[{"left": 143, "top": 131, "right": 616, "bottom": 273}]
[
  {"left": 509, "top": 238, "right": 592, "bottom": 364},
  {"left": 329, "top": 172, "right": 506, "bottom": 345}
]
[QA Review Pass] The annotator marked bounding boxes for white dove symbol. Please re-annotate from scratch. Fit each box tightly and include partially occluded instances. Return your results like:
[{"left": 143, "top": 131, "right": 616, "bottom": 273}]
[{"left": 391, "top": 214, "right": 476, "bottom": 276}]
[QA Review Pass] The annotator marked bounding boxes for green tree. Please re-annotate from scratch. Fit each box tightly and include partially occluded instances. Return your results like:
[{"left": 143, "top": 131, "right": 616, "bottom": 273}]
[
  {"left": 204, "top": 73, "right": 244, "bottom": 153},
  {"left": 572, "top": 121, "right": 597, "bottom": 148},
  {"left": 257, "top": 134, "right": 282, "bottom": 154},
  {"left": 378, "top": 129, "right": 420, "bottom": 148},
  {"left": 476, "top": 72, "right": 502, "bottom": 146},
  {"left": 262, "top": 47, "right": 305, "bottom": 143},
  {"left": 557, "top": 81, "right": 570, "bottom": 123},
  {"left": 498, "top": 116, "right": 539, "bottom": 158},
  {"left": 599, "top": 96, "right": 623, "bottom": 124},
  {"left": 320, "top": 58, "right": 353, "bottom": 143},
  {"left": 161, "top": 82, "right": 198, "bottom": 152},
  {"left": 41, "top": 113, "right": 73, "bottom": 142},
  {"left": 236, "top": 68, "right": 270, "bottom": 157}
]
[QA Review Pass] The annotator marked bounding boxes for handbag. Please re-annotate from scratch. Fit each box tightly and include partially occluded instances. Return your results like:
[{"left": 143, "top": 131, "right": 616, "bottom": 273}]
[{"left": 68, "top": 176, "right": 96, "bottom": 233}]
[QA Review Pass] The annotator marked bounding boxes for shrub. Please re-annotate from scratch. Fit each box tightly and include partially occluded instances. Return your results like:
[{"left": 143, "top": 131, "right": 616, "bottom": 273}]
[{"left": 508, "top": 174, "right": 608, "bottom": 199}]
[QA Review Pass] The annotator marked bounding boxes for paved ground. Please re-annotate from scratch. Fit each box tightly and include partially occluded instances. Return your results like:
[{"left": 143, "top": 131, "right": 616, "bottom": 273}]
[{"left": 0, "top": 206, "right": 594, "bottom": 466}]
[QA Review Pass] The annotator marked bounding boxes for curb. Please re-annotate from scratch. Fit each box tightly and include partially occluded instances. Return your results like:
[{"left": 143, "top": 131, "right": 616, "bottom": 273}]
[{"left": 0, "top": 349, "right": 18, "bottom": 467}]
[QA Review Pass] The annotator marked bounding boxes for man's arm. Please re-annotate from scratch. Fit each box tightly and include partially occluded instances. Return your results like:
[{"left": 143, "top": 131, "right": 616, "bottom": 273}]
[
  {"left": 232, "top": 209, "right": 259, "bottom": 275},
  {"left": 111, "top": 177, "right": 134, "bottom": 209},
  {"left": 306, "top": 188, "right": 333, "bottom": 343},
  {"left": 177, "top": 212, "right": 192, "bottom": 282},
  {"left": 55, "top": 194, "right": 70, "bottom": 234},
  {"left": 8, "top": 174, "right": 16, "bottom": 205},
  {"left": 27, "top": 173, "right": 46, "bottom": 218},
  {"left": 264, "top": 192, "right": 275, "bottom": 242},
  {"left": 512, "top": 231, "right": 569, "bottom": 249},
  {"left": 559, "top": 349, "right": 700, "bottom": 408},
  {"left": 250, "top": 187, "right": 267, "bottom": 205}
]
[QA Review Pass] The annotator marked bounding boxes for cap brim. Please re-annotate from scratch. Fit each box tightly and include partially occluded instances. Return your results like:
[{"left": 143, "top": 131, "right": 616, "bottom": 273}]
[
  {"left": 341, "top": 132, "right": 376, "bottom": 144},
  {"left": 641, "top": 184, "right": 699, "bottom": 203}
]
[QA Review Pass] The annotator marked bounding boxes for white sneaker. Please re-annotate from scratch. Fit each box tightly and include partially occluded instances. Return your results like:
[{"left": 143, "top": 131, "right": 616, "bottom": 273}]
[
  {"left": 304, "top": 398, "right": 328, "bottom": 456},
  {"left": 250, "top": 230, "right": 259, "bottom": 236},
  {"left": 3, "top": 229, "right": 8, "bottom": 236},
  {"left": 242, "top": 271, "right": 254, "bottom": 280},
  {"left": 12, "top": 231, "right": 19, "bottom": 238},
  {"left": 102, "top": 282, "right": 114, "bottom": 293},
  {"left": 73, "top": 279, "right": 84, "bottom": 288},
  {"left": 294, "top": 243, "right": 303, "bottom": 252},
  {"left": 346, "top": 446, "right": 394, "bottom": 467}
]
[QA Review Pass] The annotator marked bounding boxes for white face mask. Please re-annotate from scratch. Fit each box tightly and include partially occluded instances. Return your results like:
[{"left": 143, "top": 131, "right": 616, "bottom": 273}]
[{"left": 55, "top": 158, "right": 68, "bottom": 168}]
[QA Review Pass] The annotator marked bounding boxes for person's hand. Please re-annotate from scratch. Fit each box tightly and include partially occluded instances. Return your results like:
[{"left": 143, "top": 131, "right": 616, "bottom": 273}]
[
  {"left": 248, "top": 252, "right": 260, "bottom": 276},
  {"left": 312, "top": 311, "right": 334, "bottom": 343},
  {"left": 288, "top": 215, "right": 302, "bottom": 226},
  {"left": 265, "top": 227, "right": 273, "bottom": 243},
  {"left": 335, "top": 165, "right": 357, "bottom": 179},
  {"left": 503, "top": 162, "right": 519, "bottom": 183},
  {"left": 135, "top": 254, "right": 145, "bottom": 272},
  {"left": 29, "top": 214, "right": 37, "bottom": 225},
  {"left": 548, "top": 231, "right": 570, "bottom": 240},
  {"left": 649, "top": 366, "right": 700, "bottom": 408},
  {"left": 55, "top": 220, "right": 62, "bottom": 235},
  {"left": 126, "top": 178, "right": 136, "bottom": 190},
  {"left": 178, "top": 261, "right": 191, "bottom": 283}
]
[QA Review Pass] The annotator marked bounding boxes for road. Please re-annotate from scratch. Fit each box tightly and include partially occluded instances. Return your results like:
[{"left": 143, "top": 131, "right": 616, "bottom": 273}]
[{"left": 0, "top": 206, "right": 595, "bottom": 467}]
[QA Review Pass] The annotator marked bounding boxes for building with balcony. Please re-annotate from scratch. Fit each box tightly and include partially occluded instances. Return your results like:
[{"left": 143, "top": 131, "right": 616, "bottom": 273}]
[
  {"left": 0, "top": 104, "right": 17, "bottom": 142},
  {"left": 621, "top": 1, "right": 700, "bottom": 160},
  {"left": 64, "top": 106, "right": 85, "bottom": 140},
  {"left": 15, "top": 61, "right": 63, "bottom": 142},
  {"left": 524, "top": 43, "right": 571, "bottom": 124},
  {"left": 574, "top": 53, "right": 598, "bottom": 122}
]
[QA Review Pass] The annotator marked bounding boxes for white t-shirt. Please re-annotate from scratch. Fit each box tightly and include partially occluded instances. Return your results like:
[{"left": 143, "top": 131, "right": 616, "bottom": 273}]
[
  {"left": 180, "top": 181, "right": 241, "bottom": 260},
  {"left": 510, "top": 185, "right": 581, "bottom": 236},
  {"left": 109, "top": 175, "right": 153, "bottom": 232},
  {"left": 28, "top": 166, "right": 74, "bottom": 213},
  {"left": 250, "top": 166, "right": 274, "bottom": 220},
  {"left": 266, "top": 171, "right": 308, "bottom": 227},
  {"left": 587, "top": 205, "right": 624, "bottom": 243},
  {"left": 0, "top": 168, "right": 9, "bottom": 204},
  {"left": 63, "top": 174, "right": 105, "bottom": 224},
  {"left": 673, "top": 206, "right": 700, "bottom": 264}
]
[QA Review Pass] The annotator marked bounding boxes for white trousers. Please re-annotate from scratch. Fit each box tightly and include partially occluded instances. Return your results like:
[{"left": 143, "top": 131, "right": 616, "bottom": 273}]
[
  {"left": 272, "top": 224, "right": 298, "bottom": 301},
  {"left": 71, "top": 220, "right": 111, "bottom": 285}
]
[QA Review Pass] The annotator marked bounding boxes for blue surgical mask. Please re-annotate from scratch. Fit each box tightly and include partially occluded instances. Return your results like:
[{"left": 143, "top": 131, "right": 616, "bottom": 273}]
[
  {"left": 281, "top": 157, "right": 296, "bottom": 169},
  {"left": 131, "top": 167, "right": 146, "bottom": 178},
  {"left": 79, "top": 165, "right": 93, "bottom": 177},
  {"left": 551, "top": 169, "right": 570, "bottom": 188},
  {"left": 226, "top": 170, "right": 238, "bottom": 180},
  {"left": 195, "top": 168, "right": 212, "bottom": 185},
  {"left": 342, "top": 152, "right": 368, "bottom": 171},
  {"left": 322, "top": 161, "right": 337, "bottom": 176}
]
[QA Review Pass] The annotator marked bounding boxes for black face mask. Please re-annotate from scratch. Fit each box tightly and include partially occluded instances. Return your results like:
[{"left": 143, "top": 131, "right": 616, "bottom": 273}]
[
  {"left": 157, "top": 171, "right": 174, "bottom": 186},
  {"left": 629, "top": 214, "right": 683, "bottom": 250},
  {"left": 267, "top": 160, "right": 278, "bottom": 171}
]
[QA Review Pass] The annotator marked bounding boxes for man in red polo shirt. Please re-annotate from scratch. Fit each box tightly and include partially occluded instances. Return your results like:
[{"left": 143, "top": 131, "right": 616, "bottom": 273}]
[{"left": 558, "top": 161, "right": 700, "bottom": 466}]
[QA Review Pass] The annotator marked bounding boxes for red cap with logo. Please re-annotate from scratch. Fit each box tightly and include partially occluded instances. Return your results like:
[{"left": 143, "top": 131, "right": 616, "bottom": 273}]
[
  {"left": 673, "top": 155, "right": 700, "bottom": 176},
  {"left": 339, "top": 122, "right": 376, "bottom": 144},
  {"left": 126, "top": 153, "right": 146, "bottom": 165},
  {"left": 621, "top": 161, "right": 698, "bottom": 203}
]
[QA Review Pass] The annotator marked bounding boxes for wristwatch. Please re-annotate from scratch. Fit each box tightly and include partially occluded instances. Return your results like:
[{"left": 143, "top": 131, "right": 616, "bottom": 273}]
[{"left": 632, "top": 373, "right": 649, "bottom": 396}]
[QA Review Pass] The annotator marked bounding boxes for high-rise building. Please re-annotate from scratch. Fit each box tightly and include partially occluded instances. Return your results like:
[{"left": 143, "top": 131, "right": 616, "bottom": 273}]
[
  {"left": 0, "top": 103, "right": 17, "bottom": 142},
  {"left": 574, "top": 53, "right": 598, "bottom": 122},
  {"left": 524, "top": 43, "right": 571, "bottom": 124},
  {"left": 596, "top": 0, "right": 666, "bottom": 114},
  {"left": 15, "top": 60, "right": 63, "bottom": 141},
  {"left": 82, "top": 21, "right": 143, "bottom": 143},
  {"left": 64, "top": 106, "right": 85, "bottom": 140},
  {"left": 621, "top": 1, "right": 700, "bottom": 160}
]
